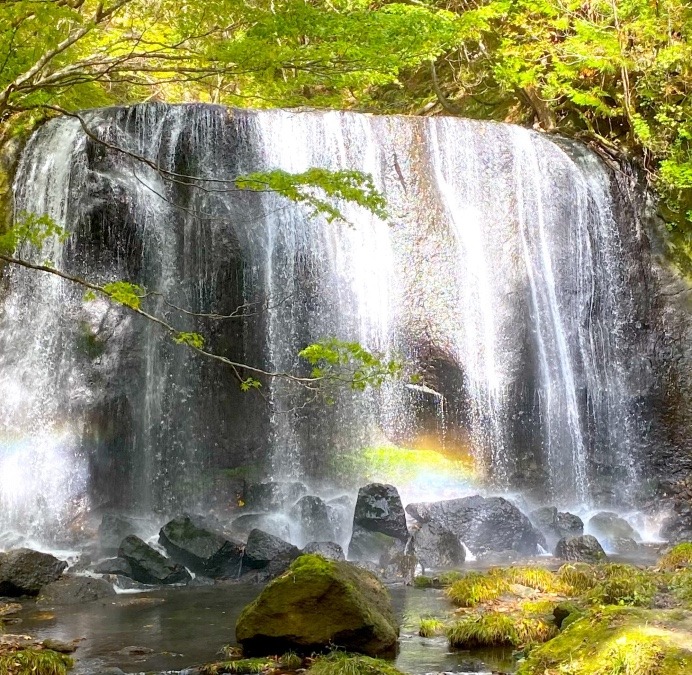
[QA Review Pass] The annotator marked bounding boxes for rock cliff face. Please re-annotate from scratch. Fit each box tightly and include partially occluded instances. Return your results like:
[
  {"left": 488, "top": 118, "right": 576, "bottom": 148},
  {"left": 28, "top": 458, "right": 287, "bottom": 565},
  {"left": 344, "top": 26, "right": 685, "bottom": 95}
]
[{"left": 0, "top": 104, "right": 689, "bottom": 542}]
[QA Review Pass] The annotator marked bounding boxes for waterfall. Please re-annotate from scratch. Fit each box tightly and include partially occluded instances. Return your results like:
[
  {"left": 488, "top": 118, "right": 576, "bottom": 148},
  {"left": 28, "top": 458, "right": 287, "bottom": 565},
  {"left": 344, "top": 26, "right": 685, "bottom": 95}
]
[{"left": 0, "top": 104, "right": 656, "bottom": 543}]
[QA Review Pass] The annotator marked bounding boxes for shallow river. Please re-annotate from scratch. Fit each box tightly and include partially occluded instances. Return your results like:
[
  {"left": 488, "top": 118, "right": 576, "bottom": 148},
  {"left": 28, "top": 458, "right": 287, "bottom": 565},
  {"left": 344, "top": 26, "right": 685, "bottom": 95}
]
[{"left": 14, "top": 584, "right": 514, "bottom": 674}]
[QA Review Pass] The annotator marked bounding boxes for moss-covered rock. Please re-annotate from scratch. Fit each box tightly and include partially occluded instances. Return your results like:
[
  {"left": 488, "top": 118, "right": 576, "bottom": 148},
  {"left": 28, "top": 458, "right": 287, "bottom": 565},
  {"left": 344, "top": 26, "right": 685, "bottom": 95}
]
[
  {"left": 517, "top": 606, "right": 692, "bottom": 674},
  {"left": 307, "top": 651, "right": 404, "bottom": 675},
  {"left": 235, "top": 554, "right": 399, "bottom": 657}
]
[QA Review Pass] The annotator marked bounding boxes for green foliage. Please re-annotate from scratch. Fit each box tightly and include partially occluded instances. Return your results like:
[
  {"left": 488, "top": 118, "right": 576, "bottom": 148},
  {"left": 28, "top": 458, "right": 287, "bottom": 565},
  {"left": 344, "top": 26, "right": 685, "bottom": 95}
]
[
  {"left": 307, "top": 651, "right": 404, "bottom": 675},
  {"left": 0, "top": 649, "right": 73, "bottom": 675},
  {"left": 447, "top": 611, "right": 556, "bottom": 649},
  {"left": 199, "top": 658, "right": 273, "bottom": 675},
  {"left": 418, "top": 616, "right": 445, "bottom": 637},
  {"left": 0, "top": 213, "right": 66, "bottom": 255},
  {"left": 499, "top": 566, "right": 566, "bottom": 593},
  {"left": 235, "top": 169, "right": 387, "bottom": 224},
  {"left": 588, "top": 564, "right": 657, "bottom": 607},
  {"left": 446, "top": 571, "right": 508, "bottom": 607},
  {"left": 173, "top": 332, "right": 206, "bottom": 350},
  {"left": 659, "top": 543, "right": 692, "bottom": 570},
  {"left": 101, "top": 281, "right": 145, "bottom": 310},
  {"left": 557, "top": 562, "right": 599, "bottom": 593},
  {"left": 279, "top": 652, "right": 303, "bottom": 670},
  {"left": 299, "top": 338, "right": 402, "bottom": 394}
]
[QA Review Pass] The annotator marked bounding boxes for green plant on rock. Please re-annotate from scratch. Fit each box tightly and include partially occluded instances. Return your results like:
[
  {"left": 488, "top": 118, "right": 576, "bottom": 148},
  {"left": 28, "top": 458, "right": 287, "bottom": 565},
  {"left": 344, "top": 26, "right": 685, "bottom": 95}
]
[
  {"left": 307, "top": 651, "right": 404, "bottom": 675},
  {"left": 0, "top": 649, "right": 73, "bottom": 675},
  {"left": 418, "top": 616, "right": 446, "bottom": 638},
  {"left": 447, "top": 611, "right": 556, "bottom": 649},
  {"left": 659, "top": 543, "right": 692, "bottom": 570},
  {"left": 498, "top": 566, "right": 567, "bottom": 594},
  {"left": 414, "top": 571, "right": 464, "bottom": 589}
]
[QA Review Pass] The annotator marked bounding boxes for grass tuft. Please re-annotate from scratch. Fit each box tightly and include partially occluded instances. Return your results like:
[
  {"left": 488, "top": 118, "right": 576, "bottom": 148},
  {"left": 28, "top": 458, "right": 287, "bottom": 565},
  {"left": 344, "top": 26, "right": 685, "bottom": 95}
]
[
  {"left": 588, "top": 564, "right": 657, "bottom": 607},
  {"left": 447, "top": 611, "right": 556, "bottom": 649},
  {"left": 446, "top": 572, "right": 508, "bottom": 607},
  {"left": 659, "top": 543, "right": 692, "bottom": 570},
  {"left": 498, "top": 566, "right": 565, "bottom": 593},
  {"left": 279, "top": 652, "right": 303, "bottom": 670},
  {"left": 0, "top": 650, "right": 73, "bottom": 675},
  {"left": 199, "top": 658, "right": 274, "bottom": 674},
  {"left": 557, "top": 562, "right": 598, "bottom": 593},
  {"left": 307, "top": 651, "right": 404, "bottom": 675},
  {"left": 418, "top": 616, "right": 445, "bottom": 637}
]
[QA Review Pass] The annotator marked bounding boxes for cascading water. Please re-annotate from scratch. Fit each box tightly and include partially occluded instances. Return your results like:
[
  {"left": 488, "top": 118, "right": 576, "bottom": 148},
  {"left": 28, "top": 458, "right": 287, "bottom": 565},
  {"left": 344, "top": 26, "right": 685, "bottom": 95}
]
[{"left": 0, "top": 104, "right": 660, "bottom": 544}]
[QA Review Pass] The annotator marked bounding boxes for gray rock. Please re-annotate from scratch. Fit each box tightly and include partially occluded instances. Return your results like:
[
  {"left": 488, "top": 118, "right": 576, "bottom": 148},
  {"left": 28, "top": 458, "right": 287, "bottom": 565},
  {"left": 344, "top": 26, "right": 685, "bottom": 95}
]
[
  {"left": 231, "top": 513, "right": 291, "bottom": 541},
  {"left": 37, "top": 575, "right": 115, "bottom": 605},
  {"left": 530, "top": 506, "right": 584, "bottom": 549},
  {"left": 353, "top": 483, "right": 409, "bottom": 541},
  {"left": 290, "top": 496, "right": 335, "bottom": 545},
  {"left": 244, "top": 482, "right": 308, "bottom": 512},
  {"left": 0, "top": 549, "right": 67, "bottom": 596},
  {"left": 603, "top": 536, "right": 641, "bottom": 554},
  {"left": 406, "top": 495, "right": 542, "bottom": 555},
  {"left": 412, "top": 522, "right": 465, "bottom": 571},
  {"left": 98, "top": 513, "right": 140, "bottom": 554},
  {"left": 302, "top": 541, "right": 345, "bottom": 561},
  {"left": 348, "top": 524, "right": 407, "bottom": 565},
  {"left": 93, "top": 557, "right": 133, "bottom": 577},
  {"left": 159, "top": 516, "right": 244, "bottom": 578},
  {"left": 554, "top": 535, "right": 607, "bottom": 562},
  {"left": 243, "top": 529, "right": 300, "bottom": 570},
  {"left": 118, "top": 535, "right": 191, "bottom": 585},
  {"left": 588, "top": 512, "right": 640, "bottom": 542}
]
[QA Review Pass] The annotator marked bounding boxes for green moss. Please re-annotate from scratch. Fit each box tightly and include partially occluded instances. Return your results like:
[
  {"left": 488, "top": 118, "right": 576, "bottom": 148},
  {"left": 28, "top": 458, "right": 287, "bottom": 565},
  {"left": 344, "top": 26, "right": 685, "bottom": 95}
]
[
  {"left": 0, "top": 650, "right": 73, "bottom": 675},
  {"left": 447, "top": 611, "right": 556, "bottom": 649},
  {"left": 418, "top": 617, "right": 445, "bottom": 637},
  {"left": 307, "top": 651, "right": 404, "bottom": 675},
  {"left": 236, "top": 554, "right": 398, "bottom": 657},
  {"left": 659, "top": 543, "right": 692, "bottom": 570},
  {"left": 517, "top": 607, "right": 692, "bottom": 675}
]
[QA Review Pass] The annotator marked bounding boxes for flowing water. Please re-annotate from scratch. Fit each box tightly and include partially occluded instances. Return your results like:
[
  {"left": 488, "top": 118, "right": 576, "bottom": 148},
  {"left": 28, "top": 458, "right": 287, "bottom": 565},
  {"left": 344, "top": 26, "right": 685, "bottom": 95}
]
[{"left": 0, "top": 105, "right": 658, "bottom": 542}]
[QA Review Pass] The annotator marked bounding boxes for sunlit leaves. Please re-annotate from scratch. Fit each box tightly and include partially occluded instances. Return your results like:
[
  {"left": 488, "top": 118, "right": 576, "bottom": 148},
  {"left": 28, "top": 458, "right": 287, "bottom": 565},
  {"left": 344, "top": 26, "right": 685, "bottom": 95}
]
[
  {"left": 0, "top": 213, "right": 67, "bottom": 254},
  {"left": 236, "top": 168, "right": 387, "bottom": 223},
  {"left": 102, "top": 281, "right": 145, "bottom": 310}
]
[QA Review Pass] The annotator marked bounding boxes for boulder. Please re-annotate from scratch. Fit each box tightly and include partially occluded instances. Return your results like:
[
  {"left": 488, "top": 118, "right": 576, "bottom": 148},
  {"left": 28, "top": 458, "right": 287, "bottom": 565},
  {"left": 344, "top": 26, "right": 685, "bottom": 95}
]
[
  {"left": 353, "top": 484, "right": 409, "bottom": 541},
  {"left": 118, "top": 535, "right": 191, "bottom": 585},
  {"left": 244, "top": 482, "right": 308, "bottom": 512},
  {"left": 588, "top": 512, "right": 640, "bottom": 542},
  {"left": 93, "top": 557, "right": 133, "bottom": 577},
  {"left": 37, "top": 576, "right": 116, "bottom": 606},
  {"left": 554, "top": 535, "right": 607, "bottom": 563},
  {"left": 302, "top": 542, "right": 345, "bottom": 561},
  {"left": 98, "top": 513, "right": 140, "bottom": 554},
  {"left": 406, "top": 495, "right": 542, "bottom": 555},
  {"left": 412, "top": 522, "right": 465, "bottom": 571},
  {"left": 159, "top": 516, "right": 244, "bottom": 578},
  {"left": 243, "top": 529, "right": 300, "bottom": 570},
  {"left": 603, "top": 536, "right": 641, "bottom": 554},
  {"left": 530, "top": 507, "right": 584, "bottom": 549},
  {"left": 347, "top": 525, "right": 407, "bottom": 565},
  {"left": 236, "top": 554, "right": 398, "bottom": 656},
  {"left": 290, "top": 496, "right": 335, "bottom": 545},
  {"left": 0, "top": 549, "right": 67, "bottom": 596},
  {"left": 231, "top": 513, "right": 291, "bottom": 541}
]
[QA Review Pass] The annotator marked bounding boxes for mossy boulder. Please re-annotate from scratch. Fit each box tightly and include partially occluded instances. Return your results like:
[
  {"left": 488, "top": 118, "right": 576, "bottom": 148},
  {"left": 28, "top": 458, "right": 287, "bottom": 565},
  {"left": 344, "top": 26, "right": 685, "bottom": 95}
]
[
  {"left": 235, "top": 554, "right": 399, "bottom": 657},
  {"left": 554, "top": 535, "right": 606, "bottom": 562},
  {"left": 517, "top": 606, "right": 692, "bottom": 674}
]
